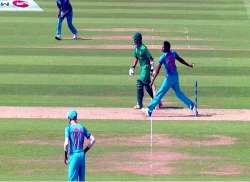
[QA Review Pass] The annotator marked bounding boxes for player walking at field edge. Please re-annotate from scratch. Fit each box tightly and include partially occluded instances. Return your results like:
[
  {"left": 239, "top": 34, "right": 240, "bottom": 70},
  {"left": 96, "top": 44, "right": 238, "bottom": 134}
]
[
  {"left": 129, "top": 32, "right": 162, "bottom": 109},
  {"left": 64, "top": 110, "right": 95, "bottom": 182},
  {"left": 145, "top": 40, "right": 198, "bottom": 117},
  {"left": 55, "top": 0, "right": 78, "bottom": 40}
]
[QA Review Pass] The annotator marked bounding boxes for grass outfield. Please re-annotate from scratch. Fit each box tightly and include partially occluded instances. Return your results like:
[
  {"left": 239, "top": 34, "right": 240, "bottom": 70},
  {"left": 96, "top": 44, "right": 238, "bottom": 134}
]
[
  {"left": 0, "top": 0, "right": 250, "bottom": 108},
  {"left": 0, "top": 119, "right": 250, "bottom": 181},
  {"left": 0, "top": 0, "right": 250, "bottom": 181}
]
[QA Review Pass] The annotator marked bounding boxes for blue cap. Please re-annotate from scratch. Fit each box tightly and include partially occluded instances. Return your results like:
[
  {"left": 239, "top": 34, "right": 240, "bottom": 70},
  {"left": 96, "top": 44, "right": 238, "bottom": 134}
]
[{"left": 67, "top": 109, "right": 77, "bottom": 120}]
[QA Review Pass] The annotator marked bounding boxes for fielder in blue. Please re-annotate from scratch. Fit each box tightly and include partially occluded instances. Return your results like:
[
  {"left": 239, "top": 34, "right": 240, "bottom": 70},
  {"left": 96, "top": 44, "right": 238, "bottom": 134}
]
[
  {"left": 145, "top": 41, "right": 198, "bottom": 117},
  {"left": 55, "top": 0, "right": 78, "bottom": 40},
  {"left": 64, "top": 110, "right": 95, "bottom": 182}
]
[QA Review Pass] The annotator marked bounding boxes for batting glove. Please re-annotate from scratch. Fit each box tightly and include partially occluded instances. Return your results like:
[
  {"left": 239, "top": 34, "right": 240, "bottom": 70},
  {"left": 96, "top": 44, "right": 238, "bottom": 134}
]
[
  {"left": 128, "top": 67, "right": 135, "bottom": 76},
  {"left": 150, "top": 64, "right": 155, "bottom": 76}
]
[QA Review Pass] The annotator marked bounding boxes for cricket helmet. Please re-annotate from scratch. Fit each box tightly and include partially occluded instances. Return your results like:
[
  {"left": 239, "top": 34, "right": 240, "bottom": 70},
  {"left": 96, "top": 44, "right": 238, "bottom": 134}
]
[
  {"left": 67, "top": 109, "right": 77, "bottom": 120},
  {"left": 133, "top": 32, "right": 142, "bottom": 41}
]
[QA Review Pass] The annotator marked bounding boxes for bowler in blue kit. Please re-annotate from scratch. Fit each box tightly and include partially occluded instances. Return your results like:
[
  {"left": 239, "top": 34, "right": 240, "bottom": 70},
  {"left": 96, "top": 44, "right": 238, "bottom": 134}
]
[
  {"left": 145, "top": 41, "right": 198, "bottom": 117},
  {"left": 55, "top": 0, "right": 78, "bottom": 40}
]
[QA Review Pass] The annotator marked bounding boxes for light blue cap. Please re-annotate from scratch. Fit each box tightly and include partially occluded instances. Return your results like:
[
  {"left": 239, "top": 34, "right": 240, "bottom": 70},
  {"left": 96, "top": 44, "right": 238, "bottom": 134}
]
[{"left": 67, "top": 109, "right": 77, "bottom": 120}]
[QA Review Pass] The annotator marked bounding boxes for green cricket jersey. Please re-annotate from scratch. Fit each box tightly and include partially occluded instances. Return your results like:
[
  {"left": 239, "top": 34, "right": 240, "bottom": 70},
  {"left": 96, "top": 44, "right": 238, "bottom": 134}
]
[{"left": 133, "top": 43, "right": 152, "bottom": 83}]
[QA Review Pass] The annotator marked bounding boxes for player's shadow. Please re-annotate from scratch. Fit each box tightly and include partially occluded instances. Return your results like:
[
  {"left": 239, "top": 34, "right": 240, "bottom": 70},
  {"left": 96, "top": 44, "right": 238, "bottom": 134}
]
[
  {"left": 76, "top": 37, "right": 92, "bottom": 40},
  {"left": 157, "top": 106, "right": 214, "bottom": 118},
  {"left": 62, "top": 37, "right": 92, "bottom": 41},
  {"left": 159, "top": 106, "right": 184, "bottom": 109},
  {"left": 165, "top": 113, "right": 214, "bottom": 118},
  {"left": 155, "top": 112, "right": 214, "bottom": 118}
]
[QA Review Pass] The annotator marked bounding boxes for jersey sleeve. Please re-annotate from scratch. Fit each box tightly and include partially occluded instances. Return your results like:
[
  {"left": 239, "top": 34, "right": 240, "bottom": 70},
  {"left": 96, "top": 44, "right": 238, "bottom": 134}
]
[
  {"left": 83, "top": 127, "right": 91, "bottom": 139},
  {"left": 145, "top": 47, "right": 153, "bottom": 60},
  {"left": 159, "top": 54, "right": 166, "bottom": 65},
  {"left": 65, "top": 126, "right": 69, "bottom": 139},
  {"left": 172, "top": 50, "right": 180, "bottom": 58}
]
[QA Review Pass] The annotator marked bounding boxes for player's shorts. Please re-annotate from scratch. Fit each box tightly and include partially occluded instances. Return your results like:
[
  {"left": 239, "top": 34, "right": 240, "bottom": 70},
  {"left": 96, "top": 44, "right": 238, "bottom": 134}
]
[{"left": 68, "top": 151, "right": 85, "bottom": 181}]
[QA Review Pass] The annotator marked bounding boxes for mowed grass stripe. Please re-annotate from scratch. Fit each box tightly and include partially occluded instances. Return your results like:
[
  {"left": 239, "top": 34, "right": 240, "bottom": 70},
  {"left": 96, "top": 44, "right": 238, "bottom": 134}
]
[
  {"left": 38, "top": 1, "right": 245, "bottom": 8},
  {"left": 0, "top": 95, "right": 248, "bottom": 108},
  {"left": 0, "top": 95, "right": 134, "bottom": 107},
  {"left": 0, "top": 56, "right": 132, "bottom": 66},
  {"left": 1, "top": 48, "right": 250, "bottom": 58},
  {"left": 1, "top": 12, "right": 247, "bottom": 20},
  {"left": 0, "top": 74, "right": 248, "bottom": 87},
  {"left": 2, "top": 9, "right": 247, "bottom": 20},
  {"left": 40, "top": 5, "right": 245, "bottom": 11},
  {"left": 0, "top": 84, "right": 248, "bottom": 97},
  {"left": 0, "top": 56, "right": 250, "bottom": 67},
  {"left": 0, "top": 17, "right": 248, "bottom": 26},
  {"left": 51, "top": 9, "right": 248, "bottom": 16},
  {"left": 0, "top": 65, "right": 249, "bottom": 76}
]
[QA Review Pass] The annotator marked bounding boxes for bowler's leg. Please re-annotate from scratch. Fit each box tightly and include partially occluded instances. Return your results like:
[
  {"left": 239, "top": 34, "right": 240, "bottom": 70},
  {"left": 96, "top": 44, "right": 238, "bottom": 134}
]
[
  {"left": 66, "top": 11, "right": 77, "bottom": 35},
  {"left": 56, "top": 17, "right": 63, "bottom": 38},
  {"left": 172, "top": 75, "right": 194, "bottom": 108},
  {"left": 148, "top": 78, "right": 170, "bottom": 111}
]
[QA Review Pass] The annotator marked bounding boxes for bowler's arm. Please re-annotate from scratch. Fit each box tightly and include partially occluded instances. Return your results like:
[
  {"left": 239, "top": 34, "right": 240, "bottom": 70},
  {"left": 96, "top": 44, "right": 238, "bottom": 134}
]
[
  {"left": 150, "top": 63, "right": 162, "bottom": 87},
  {"left": 176, "top": 55, "right": 193, "bottom": 68}
]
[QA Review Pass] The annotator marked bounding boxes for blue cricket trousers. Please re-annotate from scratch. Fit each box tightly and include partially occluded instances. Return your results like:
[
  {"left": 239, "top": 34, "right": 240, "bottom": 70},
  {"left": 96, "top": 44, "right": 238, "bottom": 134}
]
[
  {"left": 148, "top": 74, "right": 194, "bottom": 111},
  {"left": 68, "top": 151, "right": 85, "bottom": 182},
  {"left": 56, "top": 10, "right": 77, "bottom": 36}
]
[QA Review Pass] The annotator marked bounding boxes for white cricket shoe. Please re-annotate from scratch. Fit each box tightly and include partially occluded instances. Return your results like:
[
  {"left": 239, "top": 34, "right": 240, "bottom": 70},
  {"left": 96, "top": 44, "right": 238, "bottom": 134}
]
[
  {"left": 144, "top": 108, "right": 152, "bottom": 117},
  {"left": 55, "top": 35, "right": 61, "bottom": 40},
  {"left": 73, "top": 34, "right": 78, "bottom": 40},
  {"left": 190, "top": 104, "right": 198, "bottom": 116},
  {"left": 133, "top": 104, "right": 143, "bottom": 109}
]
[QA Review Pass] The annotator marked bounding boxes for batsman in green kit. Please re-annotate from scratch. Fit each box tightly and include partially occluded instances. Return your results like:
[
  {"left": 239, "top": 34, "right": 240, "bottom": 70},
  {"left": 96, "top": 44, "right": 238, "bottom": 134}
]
[{"left": 129, "top": 32, "right": 156, "bottom": 109}]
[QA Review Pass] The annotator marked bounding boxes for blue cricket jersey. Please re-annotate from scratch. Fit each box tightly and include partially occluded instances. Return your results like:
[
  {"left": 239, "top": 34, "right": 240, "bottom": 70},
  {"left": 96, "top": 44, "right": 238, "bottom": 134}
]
[
  {"left": 159, "top": 50, "right": 179, "bottom": 76},
  {"left": 56, "top": 0, "right": 72, "bottom": 13},
  {"left": 65, "top": 123, "right": 91, "bottom": 155}
]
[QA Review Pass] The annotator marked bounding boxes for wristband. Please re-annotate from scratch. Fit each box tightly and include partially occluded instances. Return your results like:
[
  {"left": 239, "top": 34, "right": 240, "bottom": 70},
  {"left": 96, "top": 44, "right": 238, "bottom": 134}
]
[{"left": 84, "top": 146, "right": 90, "bottom": 153}]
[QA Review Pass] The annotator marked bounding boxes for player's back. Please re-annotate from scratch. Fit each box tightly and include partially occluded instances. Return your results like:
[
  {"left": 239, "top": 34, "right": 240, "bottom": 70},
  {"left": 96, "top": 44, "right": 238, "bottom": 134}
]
[{"left": 66, "top": 123, "right": 86, "bottom": 154}]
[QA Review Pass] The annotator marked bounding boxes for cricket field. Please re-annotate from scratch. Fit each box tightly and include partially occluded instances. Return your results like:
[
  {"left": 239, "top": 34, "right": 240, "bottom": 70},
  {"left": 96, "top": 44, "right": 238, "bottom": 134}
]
[{"left": 0, "top": 0, "right": 250, "bottom": 181}]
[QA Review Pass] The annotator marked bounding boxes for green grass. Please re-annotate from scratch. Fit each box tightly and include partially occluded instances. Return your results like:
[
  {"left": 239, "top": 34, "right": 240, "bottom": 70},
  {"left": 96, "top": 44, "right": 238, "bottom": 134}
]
[
  {"left": 0, "top": 119, "right": 250, "bottom": 181},
  {"left": 0, "top": 0, "right": 250, "bottom": 180},
  {"left": 0, "top": 0, "right": 250, "bottom": 108}
]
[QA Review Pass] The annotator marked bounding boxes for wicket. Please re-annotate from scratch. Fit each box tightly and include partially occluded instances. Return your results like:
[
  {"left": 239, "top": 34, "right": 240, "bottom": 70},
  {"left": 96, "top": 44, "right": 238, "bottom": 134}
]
[{"left": 195, "top": 80, "right": 198, "bottom": 117}]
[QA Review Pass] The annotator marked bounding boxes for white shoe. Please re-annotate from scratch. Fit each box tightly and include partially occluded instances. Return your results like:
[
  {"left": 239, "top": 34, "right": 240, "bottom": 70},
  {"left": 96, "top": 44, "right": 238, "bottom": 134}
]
[
  {"left": 55, "top": 35, "right": 61, "bottom": 40},
  {"left": 144, "top": 108, "right": 152, "bottom": 117},
  {"left": 73, "top": 34, "right": 78, "bottom": 40},
  {"left": 190, "top": 104, "right": 198, "bottom": 116},
  {"left": 134, "top": 104, "right": 143, "bottom": 109}
]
